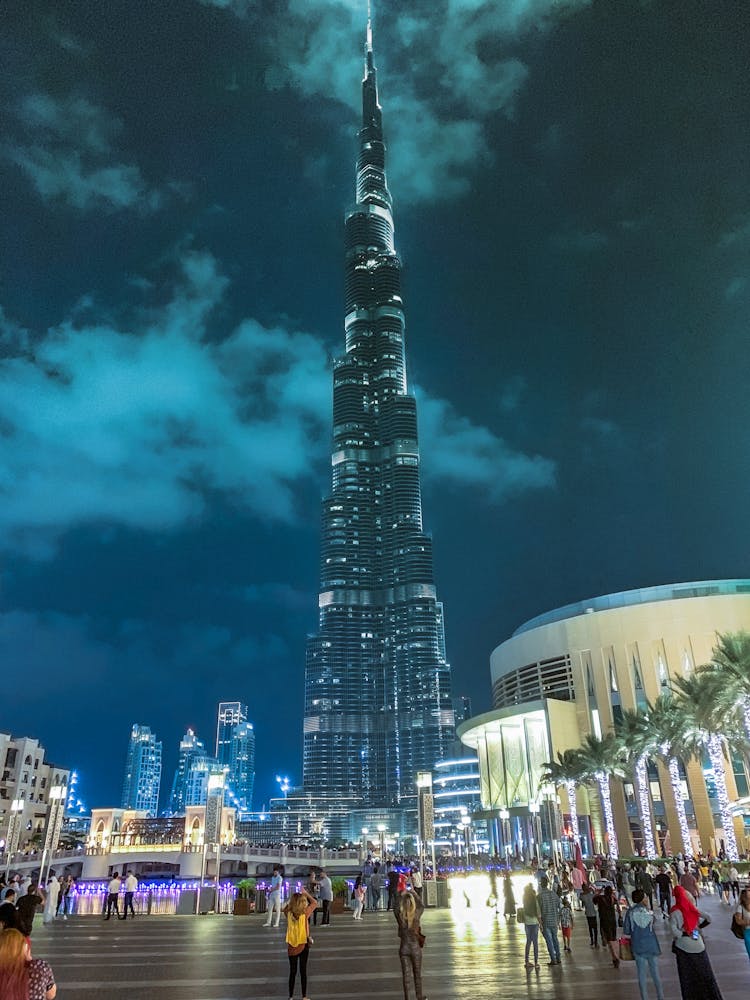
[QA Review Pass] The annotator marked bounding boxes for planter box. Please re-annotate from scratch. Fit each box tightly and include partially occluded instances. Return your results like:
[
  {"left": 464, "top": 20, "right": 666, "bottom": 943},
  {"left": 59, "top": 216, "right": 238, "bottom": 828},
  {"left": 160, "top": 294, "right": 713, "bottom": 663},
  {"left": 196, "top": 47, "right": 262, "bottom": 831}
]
[{"left": 233, "top": 898, "right": 255, "bottom": 915}]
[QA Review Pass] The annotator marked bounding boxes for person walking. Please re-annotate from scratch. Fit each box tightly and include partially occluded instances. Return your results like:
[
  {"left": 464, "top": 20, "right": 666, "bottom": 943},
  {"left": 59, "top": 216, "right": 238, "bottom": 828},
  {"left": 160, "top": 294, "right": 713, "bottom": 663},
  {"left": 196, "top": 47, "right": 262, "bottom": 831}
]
[
  {"left": 16, "top": 885, "right": 44, "bottom": 939},
  {"left": 560, "top": 896, "right": 574, "bottom": 953},
  {"left": 669, "top": 884, "right": 723, "bottom": 999},
  {"left": 283, "top": 887, "right": 317, "bottom": 1000},
  {"left": 594, "top": 885, "right": 621, "bottom": 968},
  {"left": 581, "top": 884, "right": 599, "bottom": 946},
  {"left": 502, "top": 873, "right": 516, "bottom": 922},
  {"left": 370, "top": 865, "right": 382, "bottom": 911},
  {"left": 264, "top": 866, "right": 283, "bottom": 928},
  {"left": 538, "top": 876, "right": 562, "bottom": 966},
  {"left": 121, "top": 871, "right": 137, "bottom": 919},
  {"left": 521, "top": 883, "right": 541, "bottom": 971},
  {"left": 623, "top": 889, "right": 664, "bottom": 1000},
  {"left": 352, "top": 877, "right": 366, "bottom": 920},
  {"left": 0, "top": 927, "right": 57, "bottom": 999},
  {"left": 733, "top": 887, "right": 750, "bottom": 963},
  {"left": 654, "top": 867, "right": 672, "bottom": 917},
  {"left": 104, "top": 873, "right": 121, "bottom": 920},
  {"left": 318, "top": 870, "right": 332, "bottom": 925},
  {"left": 394, "top": 886, "right": 425, "bottom": 1000}
]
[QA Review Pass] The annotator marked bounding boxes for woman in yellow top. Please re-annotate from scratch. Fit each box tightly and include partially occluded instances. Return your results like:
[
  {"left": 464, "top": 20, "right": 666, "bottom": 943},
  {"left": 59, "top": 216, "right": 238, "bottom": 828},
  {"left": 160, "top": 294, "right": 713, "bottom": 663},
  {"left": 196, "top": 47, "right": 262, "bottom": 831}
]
[{"left": 283, "top": 887, "right": 318, "bottom": 1000}]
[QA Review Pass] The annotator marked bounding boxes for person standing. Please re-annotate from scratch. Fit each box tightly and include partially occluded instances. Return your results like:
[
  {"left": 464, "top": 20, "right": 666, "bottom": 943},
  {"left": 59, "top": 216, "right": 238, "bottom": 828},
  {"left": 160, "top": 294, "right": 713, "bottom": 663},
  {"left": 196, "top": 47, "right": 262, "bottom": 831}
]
[
  {"left": 16, "top": 884, "right": 44, "bottom": 939},
  {"left": 411, "top": 867, "right": 423, "bottom": 900},
  {"left": 538, "top": 876, "right": 562, "bottom": 966},
  {"left": 57, "top": 876, "right": 74, "bottom": 920},
  {"left": 581, "top": 884, "right": 599, "bottom": 946},
  {"left": 352, "top": 876, "right": 366, "bottom": 920},
  {"left": 122, "top": 871, "right": 138, "bottom": 919},
  {"left": 42, "top": 877, "right": 59, "bottom": 926},
  {"left": 371, "top": 864, "right": 382, "bottom": 911},
  {"left": 733, "top": 887, "right": 750, "bottom": 964},
  {"left": 654, "top": 867, "right": 672, "bottom": 917},
  {"left": 623, "top": 889, "right": 664, "bottom": 1000},
  {"left": 502, "top": 873, "right": 516, "bottom": 922},
  {"left": 306, "top": 869, "right": 320, "bottom": 926},
  {"left": 669, "top": 884, "right": 723, "bottom": 999},
  {"left": 394, "top": 886, "right": 425, "bottom": 1000},
  {"left": 0, "top": 890, "right": 18, "bottom": 930},
  {"left": 0, "top": 927, "right": 57, "bottom": 999},
  {"left": 521, "top": 883, "right": 541, "bottom": 971},
  {"left": 264, "top": 866, "right": 283, "bottom": 927},
  {"left": 318, "top": 870, "right": 333, "bottom": 925},
  {"left": 104, "top": 873, "right": 121, "bottom": 920},
  {"left": 283, "top": 888, "right": 318, "bottom": 1000},
  {"left": 680, "top": 867, "right": 701, "bottom": 902},
  {"left": 387, "top": 865, "right": 399, "bottom": 911}
]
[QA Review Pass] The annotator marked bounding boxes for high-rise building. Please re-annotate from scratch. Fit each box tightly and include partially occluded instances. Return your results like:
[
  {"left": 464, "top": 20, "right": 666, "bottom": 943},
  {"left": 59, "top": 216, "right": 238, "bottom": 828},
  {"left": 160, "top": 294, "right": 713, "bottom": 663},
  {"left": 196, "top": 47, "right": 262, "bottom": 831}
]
[
  {"left": 215, "top": 703, "right": 255, "bottom": 812},
  {"left": 0, "top": 732, "right": 70, "bottom": 852},
  {"left": 121, "top": 723, "right": 161, "bottom": 816},
  {"left": 303, "top": 18, "right": 455, "bottom": 808},
  {"left": 168, "top": 728, "right": 207, "bottom": 815}
]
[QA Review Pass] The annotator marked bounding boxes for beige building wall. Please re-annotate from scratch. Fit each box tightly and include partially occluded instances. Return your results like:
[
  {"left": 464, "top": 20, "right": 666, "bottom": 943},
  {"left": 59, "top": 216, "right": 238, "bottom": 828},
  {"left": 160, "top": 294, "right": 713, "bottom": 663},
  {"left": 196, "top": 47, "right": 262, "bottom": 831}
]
[{"left": 489, "top": 583, "right": 750, "bottom": 855}]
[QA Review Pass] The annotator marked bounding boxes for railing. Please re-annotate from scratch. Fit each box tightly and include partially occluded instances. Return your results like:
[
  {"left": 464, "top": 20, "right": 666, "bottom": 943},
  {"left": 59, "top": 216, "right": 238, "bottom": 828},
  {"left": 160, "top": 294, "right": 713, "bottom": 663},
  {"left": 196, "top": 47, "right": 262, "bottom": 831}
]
[{"left": 65, "top": 883, "right": 237, "bottom": 916}]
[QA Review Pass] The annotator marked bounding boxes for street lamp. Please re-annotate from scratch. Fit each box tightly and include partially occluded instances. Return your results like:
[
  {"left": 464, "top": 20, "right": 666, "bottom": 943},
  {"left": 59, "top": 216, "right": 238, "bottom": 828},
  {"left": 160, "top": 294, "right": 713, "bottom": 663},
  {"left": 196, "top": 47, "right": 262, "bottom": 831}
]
[
  {"left": 4, "top": 799, "right": 23, "bottom": 878},
  {"left": 361, "top": 827, "right": 369, "bottom": 863},
  {"left": 416, "top": 772, "right": 434, "bottom": 891},
  {"left": 498, "top": 808, "right": 510, "bottom": 862},
  {"left": 40, "top": 785, "right": 66, "bottom": 887},
  {"left": 377, "top": 823, "right": 386, "bottom": 861},
  {"left": 529, "top": 801, "right": 542, "bottom": 862},
  {"left": 275, "top": 775, "right": 291, "bottom": 799},
  {"left": 460, "top": 815, "right": 471, "bottom": 862}
]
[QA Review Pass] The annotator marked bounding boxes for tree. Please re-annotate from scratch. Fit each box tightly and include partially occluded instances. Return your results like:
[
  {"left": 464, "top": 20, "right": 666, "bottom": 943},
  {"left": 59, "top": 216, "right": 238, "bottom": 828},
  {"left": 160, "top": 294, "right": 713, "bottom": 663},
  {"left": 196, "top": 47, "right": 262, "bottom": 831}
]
[
  {"left": 702, "top": 631, "right": 750, "bottom": 741},
  {"left": 616, "top": 708, "right": 657, "bottom": 857},
  {"left": 646, "top": 694, "right": 698, "bottom": 857},
  {"left": 540, "top": 749, "right": 584, "bottom": 844},
  {"left": 576, "top": 733, "right": 626, "bottom": 859},
  {"left": 672, "top": 671, "right": 744, "bottom": 862}
]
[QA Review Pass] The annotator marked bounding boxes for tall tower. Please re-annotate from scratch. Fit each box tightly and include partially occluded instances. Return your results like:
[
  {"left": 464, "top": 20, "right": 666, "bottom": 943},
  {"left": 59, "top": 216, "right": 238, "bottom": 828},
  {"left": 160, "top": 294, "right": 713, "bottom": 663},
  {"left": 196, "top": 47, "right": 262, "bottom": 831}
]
[
  {"left": 121, "top": 723, "right": 162, "bottom": 816},
  {"left": 303, "top": 14, "right": 455, "bottom": 807},
  {"left": 168, "top": 728, "right": 207, "bottom": 814},
  {"left": 215, "top": 702, "right": 255, "bottom": 812}
]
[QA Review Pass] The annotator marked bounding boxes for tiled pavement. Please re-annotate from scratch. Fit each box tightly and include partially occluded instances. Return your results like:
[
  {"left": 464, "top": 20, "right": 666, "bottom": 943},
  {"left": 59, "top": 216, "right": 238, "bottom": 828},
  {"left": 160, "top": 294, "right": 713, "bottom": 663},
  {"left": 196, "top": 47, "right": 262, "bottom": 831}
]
[{"left": 30, "top": 892, "right": 747, "bottom": 999}]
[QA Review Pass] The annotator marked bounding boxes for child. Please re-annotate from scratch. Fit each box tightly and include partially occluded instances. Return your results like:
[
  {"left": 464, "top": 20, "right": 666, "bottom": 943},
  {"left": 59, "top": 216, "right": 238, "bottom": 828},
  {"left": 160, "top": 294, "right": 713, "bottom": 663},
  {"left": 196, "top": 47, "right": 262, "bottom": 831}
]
[{"left": 560, "top": 895, "right": 574, "bottom": 953}]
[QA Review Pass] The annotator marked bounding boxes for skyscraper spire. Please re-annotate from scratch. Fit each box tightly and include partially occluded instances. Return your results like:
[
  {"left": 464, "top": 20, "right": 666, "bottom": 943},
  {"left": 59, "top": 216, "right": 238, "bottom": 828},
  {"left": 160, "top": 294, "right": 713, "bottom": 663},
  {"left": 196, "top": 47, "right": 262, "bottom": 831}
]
[{"left": 302, "top": 10, "right": 454, "bottom": 810}]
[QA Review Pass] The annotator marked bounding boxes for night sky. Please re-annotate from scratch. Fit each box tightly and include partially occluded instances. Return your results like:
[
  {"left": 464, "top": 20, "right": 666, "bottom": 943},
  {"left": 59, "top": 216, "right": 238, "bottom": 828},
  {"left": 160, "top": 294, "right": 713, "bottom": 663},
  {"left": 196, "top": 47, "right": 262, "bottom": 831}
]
[{"left": 2, "top": 0, "right": 749, "bottom": 811}]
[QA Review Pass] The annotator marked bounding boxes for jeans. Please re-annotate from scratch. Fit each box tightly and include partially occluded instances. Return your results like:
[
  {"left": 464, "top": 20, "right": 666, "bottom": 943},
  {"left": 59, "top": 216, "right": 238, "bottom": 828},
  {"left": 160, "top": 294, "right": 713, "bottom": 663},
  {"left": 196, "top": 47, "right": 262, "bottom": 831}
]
[
  {"left": 744, "top": 927, "right": 750, "bottom": 962},
  {"left": 264, "top": 891, "right": 282, "bottom": 926},
  {"left": 321, "top": 898, "right": 331, "bottom": 924},
  {"left": 524, "top": 923, "right": 539, "bottom": 964},
  {"left": 288, "top": 944, "right": 309, "bottom": 996},
  {"left": 104, "top": 893, "right": 120, "bottom": 919},
  {"left": 399, "top": 942, "right": 423, "bottom": 1000},
  {"left": 634, "top": 954, "right": 664, "bottom": 1000},
  {"left": 541, "top": 925, "right": 560, "bottom": 962},
  {"left": 123, "top": 892, "right": 136, "bottom": 918},
  {"left": 586, "top": 915, "right": 598, "bottom": 945}
]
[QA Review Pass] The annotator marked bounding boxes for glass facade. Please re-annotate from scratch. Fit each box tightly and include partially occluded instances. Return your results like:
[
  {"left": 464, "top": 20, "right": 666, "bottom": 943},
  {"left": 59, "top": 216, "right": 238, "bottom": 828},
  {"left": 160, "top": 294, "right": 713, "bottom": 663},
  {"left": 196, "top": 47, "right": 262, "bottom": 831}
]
[
  {"left": 303, "top": 22, "right": 454, "bottom": 807},
  {"left": 121, "top": 723, "right": 162, "bottom": 817},
  {"left": 215, "top": 703, "right": 255, "bottom": 812}
]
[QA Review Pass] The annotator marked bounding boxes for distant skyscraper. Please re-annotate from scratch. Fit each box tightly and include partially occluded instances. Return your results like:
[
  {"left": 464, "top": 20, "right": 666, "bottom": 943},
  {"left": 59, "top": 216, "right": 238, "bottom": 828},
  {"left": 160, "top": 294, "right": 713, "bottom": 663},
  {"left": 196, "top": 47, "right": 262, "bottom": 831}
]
[
  {"left": 302, "top": 17, "right": 454, "bottom": 807},
  {"left": 121, "top": 723, "right": 161, "bottom": 816},
  {"left": 168, "top": 728, "right": 207, "bottom": 814},
  {"left": 215, "top": 702, "right": 255, "bottom": 811}
]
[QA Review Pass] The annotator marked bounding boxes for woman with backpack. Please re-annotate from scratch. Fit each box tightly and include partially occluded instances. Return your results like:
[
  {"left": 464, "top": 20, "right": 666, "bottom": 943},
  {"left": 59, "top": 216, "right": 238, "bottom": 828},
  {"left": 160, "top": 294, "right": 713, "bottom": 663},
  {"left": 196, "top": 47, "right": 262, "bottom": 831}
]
[{"left": 283, "top": 887, "right": 318, "bottom": 1000}]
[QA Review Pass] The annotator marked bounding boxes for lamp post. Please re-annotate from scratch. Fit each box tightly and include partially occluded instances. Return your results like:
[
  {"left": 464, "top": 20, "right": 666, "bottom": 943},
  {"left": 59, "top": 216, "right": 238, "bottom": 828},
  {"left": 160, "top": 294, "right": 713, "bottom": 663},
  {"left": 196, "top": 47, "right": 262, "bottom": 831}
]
[
  {"left": 4, "top": 799, "right": 23, "bottom": 879},
  {"left": 416, "top": 772, "right": 434, "bottom": 891},
  {"left": 498, "top": 808, "right": 510, "bottom": 864},
  {"left": 460, "top": 815, "right": 471, "bottom": 862},
  {"left": 361, "top": 827, "right": 369, "bottom": 864},
  {"left": 275, "top": 775, "right": 291, "bottom": 799},
  {"left": 529, "top": 801, "right": 541, "bottom": 862},
  {"left": 40, "top": 785, "right": 66, "bottom": 887},
  {"left": 377, "top": 823, "right": 386, "bottom": 862}
]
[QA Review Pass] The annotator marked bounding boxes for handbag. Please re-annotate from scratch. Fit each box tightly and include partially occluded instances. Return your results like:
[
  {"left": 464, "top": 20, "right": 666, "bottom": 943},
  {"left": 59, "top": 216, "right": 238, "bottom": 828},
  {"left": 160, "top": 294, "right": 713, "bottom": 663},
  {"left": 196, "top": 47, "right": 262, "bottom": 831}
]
[
  {"left": 731, "top": 913, "right": 745, "bottom": 940},
  {"left": 618, "top": 936, "right": 634, "bottom": 961},
  {"left": 516, "top": 906, "right": 525, "bottom": 924}
]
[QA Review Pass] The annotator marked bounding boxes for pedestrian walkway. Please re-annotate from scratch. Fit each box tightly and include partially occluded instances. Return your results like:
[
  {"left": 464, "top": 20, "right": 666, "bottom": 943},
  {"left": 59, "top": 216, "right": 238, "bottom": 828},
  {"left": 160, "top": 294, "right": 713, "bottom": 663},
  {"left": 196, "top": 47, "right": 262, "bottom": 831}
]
[{"left": 29, "top": 890, "right": 746, "bottom": 999}]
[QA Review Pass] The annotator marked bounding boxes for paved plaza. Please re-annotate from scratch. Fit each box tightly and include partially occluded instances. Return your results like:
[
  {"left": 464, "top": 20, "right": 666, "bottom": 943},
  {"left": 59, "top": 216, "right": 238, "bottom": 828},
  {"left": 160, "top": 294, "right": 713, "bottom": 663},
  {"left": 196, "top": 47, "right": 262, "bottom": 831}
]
[{"left": 31, "top": 892, "right": 747, "bottom": 999}]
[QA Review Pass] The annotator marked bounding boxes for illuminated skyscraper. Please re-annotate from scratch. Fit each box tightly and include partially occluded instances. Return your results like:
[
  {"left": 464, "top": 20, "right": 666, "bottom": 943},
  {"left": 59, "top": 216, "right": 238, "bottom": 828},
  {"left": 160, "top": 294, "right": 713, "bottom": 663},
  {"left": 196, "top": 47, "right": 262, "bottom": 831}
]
[
  {"left": 215, "top": 702, "right": 255, "bottom": 811},
  {"left": 168, "top": 728, "right": 209, "bottom": 814},
  {"left": 121, "top": 723, "right": 161, "bottom": 817},
  {"left": 303, "top": 17, "right": 454, "bottom": 807}
]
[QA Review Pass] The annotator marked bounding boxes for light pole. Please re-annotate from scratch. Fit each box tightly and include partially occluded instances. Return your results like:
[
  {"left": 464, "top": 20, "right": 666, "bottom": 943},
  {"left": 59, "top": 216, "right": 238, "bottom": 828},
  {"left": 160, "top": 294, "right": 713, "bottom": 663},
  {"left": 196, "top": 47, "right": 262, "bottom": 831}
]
[
  {"left": 40, "top": 785, "right": 66, "bottom": 887},
  {"left": 498, "top": 808, "right": 510, "bottom": 864},
  {"left": 361, "top": 827, "right": 369, "bottom": 864},
  {"left": 460, "top": 815, "right": 471, "bottom": 862},
  {"left": 416, "top": 772, "right": 433, "bottom": 890},
  {"left": 4, "top": 799, "right": 23, "bottom": 879},
  {"left": 275, "top": 775, "right": 291, "bottom": 799},
  {"left": 529, "top": 801, "right": 541, "bottom": 862},
  {"left": 377, "top": 823, "right": 386, "bottom": 861}
]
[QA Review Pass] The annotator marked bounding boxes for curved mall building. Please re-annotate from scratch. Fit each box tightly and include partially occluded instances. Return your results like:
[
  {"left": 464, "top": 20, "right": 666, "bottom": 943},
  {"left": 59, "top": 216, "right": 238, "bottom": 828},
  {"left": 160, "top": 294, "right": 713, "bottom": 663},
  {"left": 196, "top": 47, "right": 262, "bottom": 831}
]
[{"left": 458, "top": 580, "right": 750, "bottom": 858}]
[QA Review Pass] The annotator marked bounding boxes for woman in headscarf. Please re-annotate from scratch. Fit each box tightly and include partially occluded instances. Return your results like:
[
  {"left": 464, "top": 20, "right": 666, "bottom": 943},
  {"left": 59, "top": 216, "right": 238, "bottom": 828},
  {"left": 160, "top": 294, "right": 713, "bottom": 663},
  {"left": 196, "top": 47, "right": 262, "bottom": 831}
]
[{"left": 668, "top": 884, "right": 723, "bottom": 999}]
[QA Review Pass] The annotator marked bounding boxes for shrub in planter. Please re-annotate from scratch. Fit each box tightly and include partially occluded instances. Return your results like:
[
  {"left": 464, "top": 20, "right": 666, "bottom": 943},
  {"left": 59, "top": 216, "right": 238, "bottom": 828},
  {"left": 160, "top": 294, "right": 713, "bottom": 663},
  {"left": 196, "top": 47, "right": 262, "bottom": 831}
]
[
  {"left": 234, "top": 878, "right": 256, "bottom": 915},
  {"left": 331, "top": 876, "right": 349, "bottom": 913}
]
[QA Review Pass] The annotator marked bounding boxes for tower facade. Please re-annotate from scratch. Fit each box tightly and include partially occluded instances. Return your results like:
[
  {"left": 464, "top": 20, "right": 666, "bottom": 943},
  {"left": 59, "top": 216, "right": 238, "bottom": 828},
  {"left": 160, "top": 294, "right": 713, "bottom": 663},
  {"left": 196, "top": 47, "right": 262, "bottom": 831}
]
[
  {"left": 121, "top": 723, "right": 161, "bottom": 816},
  {"left": 215, "top": 702, "right": 255, "bottom": 812},
  {"left": 303, "top": 19, "right": 455, "bottom": 807},
  {"left": 168, "top": 728, "right": 209, "bottom": 814}
]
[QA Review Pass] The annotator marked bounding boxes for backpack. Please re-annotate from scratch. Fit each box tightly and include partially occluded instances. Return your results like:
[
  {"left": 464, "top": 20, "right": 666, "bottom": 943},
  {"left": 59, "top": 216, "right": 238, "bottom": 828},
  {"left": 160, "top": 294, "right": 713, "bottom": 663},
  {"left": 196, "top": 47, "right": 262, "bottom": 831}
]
[{"left": 286, "top": 913, "right": 308, "bottom": 948}]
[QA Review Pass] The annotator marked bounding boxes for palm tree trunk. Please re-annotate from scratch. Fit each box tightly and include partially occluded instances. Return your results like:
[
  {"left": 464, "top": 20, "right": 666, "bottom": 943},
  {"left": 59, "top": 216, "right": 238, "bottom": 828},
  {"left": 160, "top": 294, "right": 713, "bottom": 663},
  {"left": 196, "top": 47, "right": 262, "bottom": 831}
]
[
  {"left": 634, "top": 752, "right": 657, "bottom": 857},
  {"left": 596, "top": 773, "right": 618, "bottom": 859},
  {"left": 565, "top": 780, "right": 580, "bottom": 842},
  {"left": 667, "top": 755, "right": 692, "bottom": 855},
  {"left": 705, "top": 734, "right": 740, "bottom": 861}
]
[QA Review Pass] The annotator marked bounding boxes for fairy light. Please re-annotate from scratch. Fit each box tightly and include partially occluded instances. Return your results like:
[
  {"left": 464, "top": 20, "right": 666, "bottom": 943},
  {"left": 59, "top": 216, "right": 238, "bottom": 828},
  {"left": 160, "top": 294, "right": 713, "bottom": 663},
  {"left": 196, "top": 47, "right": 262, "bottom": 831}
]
[
  {"left": 706, "top": 734, "right": 739, "bottom": 861},
  {"left": 565, "top": 779, "right": 579, "bottom": 842},
  {"left": 666, "top": 753, "right": 692, "bottom": 855},
  {"left": 635, "top": 752, "right": 657, "bottom": 857},
  {"left": 596, "top": 772, "right": 618, "bottom": 859}
]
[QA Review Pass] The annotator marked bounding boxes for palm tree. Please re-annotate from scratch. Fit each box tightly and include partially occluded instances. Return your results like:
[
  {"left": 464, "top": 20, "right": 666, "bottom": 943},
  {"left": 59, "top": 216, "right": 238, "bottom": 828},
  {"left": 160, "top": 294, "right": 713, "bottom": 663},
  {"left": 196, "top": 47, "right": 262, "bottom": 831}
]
[
  {"left": 646, "top": 694, "right": 697, "bottom": 856},
  {"left": 576, "top": 733, "right": 626, "bottom": 859},
  {"left": 540, "top": 749, "right": 584, "bottom": 843},
  {"left": 672, "top": 671, "right": 743, "bottom": 862},
  {"left": 702, "top": 631, "right": 750, "bottom": 740},
  {"left": 616, "top": 708, "right": 657, "bottom": 857}
]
